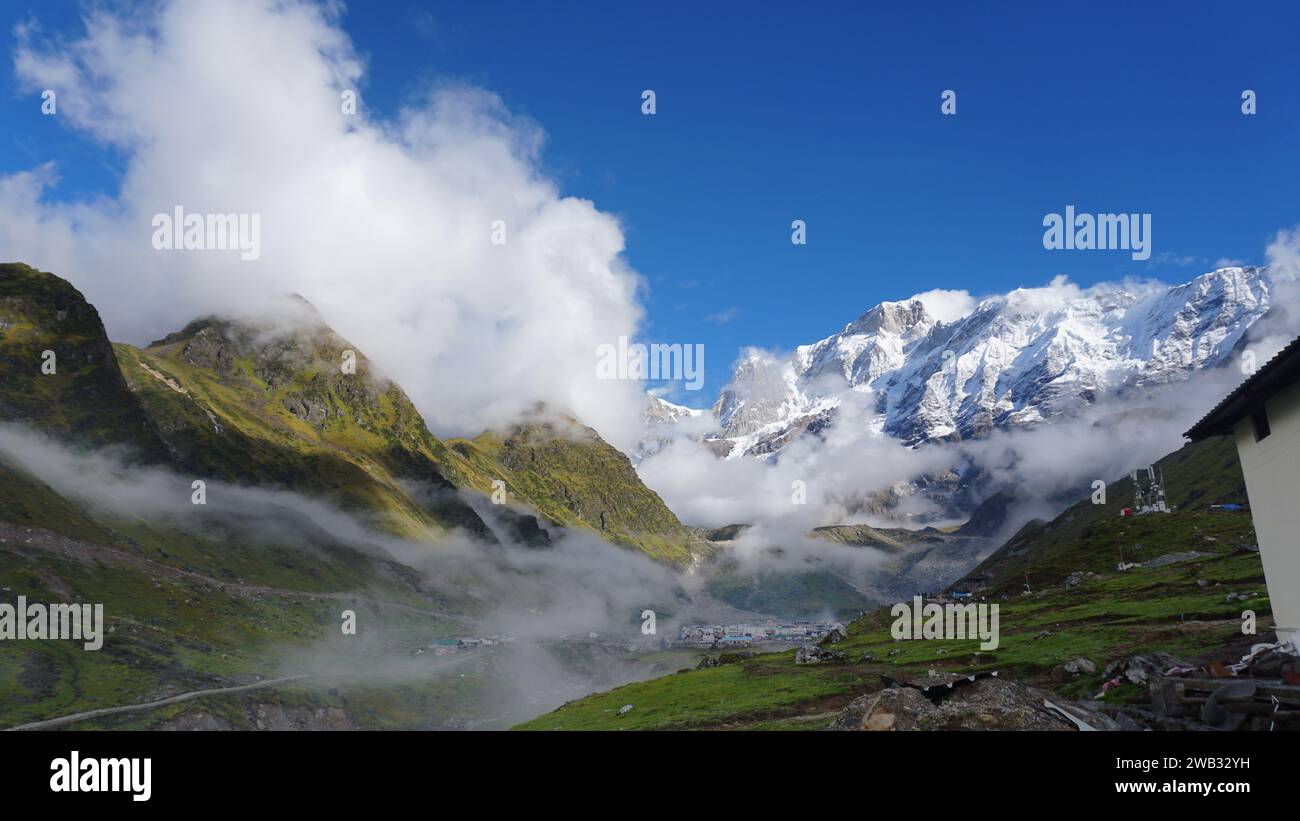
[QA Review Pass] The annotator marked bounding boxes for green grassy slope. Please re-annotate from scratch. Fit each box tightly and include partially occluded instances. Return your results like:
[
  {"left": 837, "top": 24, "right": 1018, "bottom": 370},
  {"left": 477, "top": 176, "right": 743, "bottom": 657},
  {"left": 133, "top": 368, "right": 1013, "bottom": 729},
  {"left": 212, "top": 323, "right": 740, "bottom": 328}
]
[
  {"left": 0, "top": 262, "right": 168, "bottom": 459},
  {"left": 519, "top": 526, "right": 1268, "bottom": 730},
  {"left": 518, "top": 436, "right": 1270, "bottom": 730},
  {"left": 0, "top": 263, "right": 715, "bottom": 728},
  {"left": 0, "top": 451, "right": 489, "bottom": 729},
  {"left": 114, "top": 309, "right": 491, "bottom": 540},
  {"left": 446, "top": 414, "right": 711, "bottom": 566},
  {"left": 5, "top": 264, "right": 709, "bottom": 564},
  {"left": 953, "top": 436, "right": 1252, "bottom": 595}
]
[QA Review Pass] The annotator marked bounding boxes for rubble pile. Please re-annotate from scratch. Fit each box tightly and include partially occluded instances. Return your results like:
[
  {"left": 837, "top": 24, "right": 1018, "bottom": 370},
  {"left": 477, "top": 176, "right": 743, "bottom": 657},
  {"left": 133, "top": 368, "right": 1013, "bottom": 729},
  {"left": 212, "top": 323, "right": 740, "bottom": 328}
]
[
  {"left": 1096, "top": 640, "right": 1300, "bottom": 731},
  {"left": 831, "top": 640, "right": 1300, "bottom": 731},
  {"left": 795, "top": 645, "right": 846, "bottom": 665},
  {"left": 831, "top": 672, "right": 1116, "bottom": 731}
]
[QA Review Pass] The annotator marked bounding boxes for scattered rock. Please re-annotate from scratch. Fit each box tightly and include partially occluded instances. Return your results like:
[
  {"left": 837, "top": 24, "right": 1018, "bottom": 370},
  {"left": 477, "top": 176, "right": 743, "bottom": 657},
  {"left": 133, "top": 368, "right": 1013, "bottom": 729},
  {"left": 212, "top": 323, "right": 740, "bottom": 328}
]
[
  {"left": 1064, "top": 657, "right": 1096, "bottom": 674},
  {"left": 1144, "top": 550, "right": 1214, "bottom": 569},
  {"left": 1053, "top": 657, "right": 1097, "bottom": 681},
  {"left": 831, "top": 678, "right": 1104, "bottom": 731},
  {"left": 796, "top": 645, "right": 846, "bottom": 665},
  {"left": 1103, "top": 653, "right": 1190, "bottom": 686},
  {"left": 1065, "top": 571, "right": 1096, "bottom": 588}
]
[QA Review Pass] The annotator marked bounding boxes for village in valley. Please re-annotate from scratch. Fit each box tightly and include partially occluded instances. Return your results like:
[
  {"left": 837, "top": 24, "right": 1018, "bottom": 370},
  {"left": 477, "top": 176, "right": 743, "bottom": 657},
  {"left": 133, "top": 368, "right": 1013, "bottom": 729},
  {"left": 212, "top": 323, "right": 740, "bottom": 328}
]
[
  {"left": 420, "top": 635, "right": 518, "bottom": 656},
  {"left": 671, "top": 621, "right": 846, "bottom": 649}
]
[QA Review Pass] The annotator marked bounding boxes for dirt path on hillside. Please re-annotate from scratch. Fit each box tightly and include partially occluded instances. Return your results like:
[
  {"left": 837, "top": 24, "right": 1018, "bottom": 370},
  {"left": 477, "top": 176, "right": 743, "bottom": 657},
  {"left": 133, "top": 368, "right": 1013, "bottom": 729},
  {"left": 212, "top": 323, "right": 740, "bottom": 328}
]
[{"left": 3, "top": 653, "right": 479, "bottom": 731}]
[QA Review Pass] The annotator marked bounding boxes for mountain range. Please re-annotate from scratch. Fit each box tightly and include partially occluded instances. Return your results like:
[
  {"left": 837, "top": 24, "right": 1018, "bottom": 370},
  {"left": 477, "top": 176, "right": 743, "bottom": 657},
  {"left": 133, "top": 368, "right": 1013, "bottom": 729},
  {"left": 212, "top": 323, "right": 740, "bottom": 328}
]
[
  {"left": 0, "top": 260, "right": 1281, "bottom": 730},
  {"left": 703, "top": 266, "right": 1273, "bottom": 457}
]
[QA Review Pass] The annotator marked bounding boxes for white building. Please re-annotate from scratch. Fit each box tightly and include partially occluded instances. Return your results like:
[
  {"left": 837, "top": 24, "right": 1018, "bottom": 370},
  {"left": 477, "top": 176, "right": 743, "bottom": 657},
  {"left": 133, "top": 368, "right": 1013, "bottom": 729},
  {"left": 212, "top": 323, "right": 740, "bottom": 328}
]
[{"left": 1187, "top": 336, "right": 1300, "bottom": 643}]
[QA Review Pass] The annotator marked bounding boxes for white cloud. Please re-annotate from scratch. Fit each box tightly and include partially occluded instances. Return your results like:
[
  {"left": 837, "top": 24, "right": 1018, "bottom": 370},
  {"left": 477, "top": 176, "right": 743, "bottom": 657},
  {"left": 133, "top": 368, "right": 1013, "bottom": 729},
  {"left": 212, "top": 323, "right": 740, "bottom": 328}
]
[
  {"left": 0, "top": 0, "right": 649, "bottom": 448},
  {"left": 639, "top": 391, "right": 961, "bottom": 529},
  {"left": 908, "top": 288, "right": 976, "bottom": 324}
]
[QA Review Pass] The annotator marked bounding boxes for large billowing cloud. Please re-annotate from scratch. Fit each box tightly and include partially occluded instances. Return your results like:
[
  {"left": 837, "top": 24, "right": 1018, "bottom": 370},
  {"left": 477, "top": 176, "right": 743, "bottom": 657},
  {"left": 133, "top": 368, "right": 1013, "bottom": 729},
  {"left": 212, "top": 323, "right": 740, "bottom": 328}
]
[{"left": 1, "top": 0, "right": 648, "bottom": 446}]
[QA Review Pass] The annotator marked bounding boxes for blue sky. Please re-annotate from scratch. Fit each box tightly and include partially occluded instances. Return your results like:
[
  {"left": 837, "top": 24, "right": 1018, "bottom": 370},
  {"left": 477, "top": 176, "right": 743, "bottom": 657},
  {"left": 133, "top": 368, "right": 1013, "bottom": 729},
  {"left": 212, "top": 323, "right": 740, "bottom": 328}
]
[{"left": 3, "top": 0, "right": 1299, "bottom": 403}]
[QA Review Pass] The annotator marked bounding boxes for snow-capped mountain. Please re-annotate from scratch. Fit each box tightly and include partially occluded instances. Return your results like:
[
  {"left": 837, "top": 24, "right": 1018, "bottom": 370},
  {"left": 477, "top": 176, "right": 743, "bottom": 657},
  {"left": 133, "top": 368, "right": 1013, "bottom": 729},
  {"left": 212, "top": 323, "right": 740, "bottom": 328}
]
[
  {"left": 634, "top": 394, "right": 711, "bottom": 464},
  {"left": 645, "top": 394, "right": 706, "bottom": 425},
  {"left": 710, "top": 267, "right": 1274, "bottom": 457}
]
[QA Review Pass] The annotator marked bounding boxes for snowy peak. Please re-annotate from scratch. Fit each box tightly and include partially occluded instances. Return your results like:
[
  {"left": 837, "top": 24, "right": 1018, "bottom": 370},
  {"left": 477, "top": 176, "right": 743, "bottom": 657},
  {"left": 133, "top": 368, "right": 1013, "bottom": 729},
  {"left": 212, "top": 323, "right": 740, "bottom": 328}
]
[
  {"left": 794, "top": 299, "right": 936, "bottom": 388},
  {"left": 1120, "top": 267, "right": 1271, "bottom": 382},
  {"left": 712, "top": 351, "right": 809, "bottom": 438},
  {"left": 712, "top": 266, "right": 1274, "bottom": 452},
  {"left": 645, "top": 394, "right": 705, "bottom": 425},
  {"left": 844, "top": 299, "right": 934, "bottom": 338}
]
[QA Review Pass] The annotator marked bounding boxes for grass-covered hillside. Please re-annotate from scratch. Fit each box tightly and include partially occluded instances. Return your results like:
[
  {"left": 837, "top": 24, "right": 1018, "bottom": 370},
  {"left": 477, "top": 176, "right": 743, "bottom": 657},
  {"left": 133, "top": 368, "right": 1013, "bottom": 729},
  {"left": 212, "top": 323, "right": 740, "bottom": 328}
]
[
  {"left": 446, "top": 415, "right": 712, "bottom": 566},
  {"left": 517, "top": 437, "right": 1271, "bottom": 730},
  {"left": 114, "top": 306, "right": 490, "bottom": 540},
  {"left": 954, "top": 436, "right": 1252, "bottom": 595},
  {"left": 0, "top": 262, "right": 168, "bottom": 460},
  {"left": 2, "top": 264, "right": 703, "bottom": 561},
  {"left": 0, "top": 263, "right": 712, "bottom": 730}
]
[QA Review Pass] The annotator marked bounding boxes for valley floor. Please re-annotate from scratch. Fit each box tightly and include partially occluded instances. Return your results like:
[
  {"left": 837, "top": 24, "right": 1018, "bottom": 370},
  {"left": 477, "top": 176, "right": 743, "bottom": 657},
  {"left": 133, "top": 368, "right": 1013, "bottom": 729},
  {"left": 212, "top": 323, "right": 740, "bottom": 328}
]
[{"left": 517, "top": 538, "right": 1273, "bottom": 730}]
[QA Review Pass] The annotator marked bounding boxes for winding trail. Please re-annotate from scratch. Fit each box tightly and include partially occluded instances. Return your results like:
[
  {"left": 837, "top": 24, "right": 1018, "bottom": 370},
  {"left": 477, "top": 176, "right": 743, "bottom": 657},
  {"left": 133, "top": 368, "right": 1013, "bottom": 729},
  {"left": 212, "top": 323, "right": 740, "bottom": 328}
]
[{"left": 4, "top": 653, "right": 479, "bottom": 731}]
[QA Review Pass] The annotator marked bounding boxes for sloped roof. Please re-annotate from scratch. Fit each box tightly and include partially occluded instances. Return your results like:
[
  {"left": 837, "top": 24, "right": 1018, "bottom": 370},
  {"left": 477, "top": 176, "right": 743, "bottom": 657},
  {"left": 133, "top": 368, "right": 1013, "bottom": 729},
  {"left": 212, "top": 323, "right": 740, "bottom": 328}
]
[{"left": 1185, "top": 334, "right": 1300, "bottom": 440}]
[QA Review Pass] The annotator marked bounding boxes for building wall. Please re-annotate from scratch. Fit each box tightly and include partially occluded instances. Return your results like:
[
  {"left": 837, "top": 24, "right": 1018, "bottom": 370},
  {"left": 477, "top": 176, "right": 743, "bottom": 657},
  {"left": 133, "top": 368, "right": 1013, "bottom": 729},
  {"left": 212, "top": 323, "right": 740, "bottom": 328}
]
[{"left": 1234, "top": 380, "right": 1300, "bottom": 642}]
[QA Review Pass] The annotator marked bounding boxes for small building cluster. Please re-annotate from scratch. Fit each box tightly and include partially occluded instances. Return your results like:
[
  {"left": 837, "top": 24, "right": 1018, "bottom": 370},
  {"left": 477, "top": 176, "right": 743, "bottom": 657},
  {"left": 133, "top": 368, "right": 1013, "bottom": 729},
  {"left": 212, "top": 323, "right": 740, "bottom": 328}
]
[
  {"left": 425, "top": 635, "right": 516, "bottom": 655},
  {"left": 673, "top": 621, "right": 844, "bottom": 648}
]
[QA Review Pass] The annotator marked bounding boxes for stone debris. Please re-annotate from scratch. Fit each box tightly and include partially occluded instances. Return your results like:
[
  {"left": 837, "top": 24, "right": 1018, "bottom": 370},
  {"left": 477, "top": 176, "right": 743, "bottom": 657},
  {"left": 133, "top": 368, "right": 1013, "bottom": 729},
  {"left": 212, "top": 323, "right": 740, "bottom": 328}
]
[
  {"left": 1112, "top": 641, "right": 1300, "bottom": 730},
  {"left": 822, "top": 624, "right": 848, "bottom": 645},
  {"left": 795, "top": 645, "right": 846, "bottom": 665},
  {"left": 1053, "top": 657, "right": 1096, "bottom": 681},
  {"left": 1102, "top": 652, "right": 1190, "bottom": 686},
  {"left": 831, "top": 675, "right": 1112, "bottom": 731},
  {"left": 1142, "top": 550, "right": 1214, "bottom": 569},
  {"left": 1065, "top": 571, "right": 1096, "bottom": 588},
  {"left": 696, "top": 652, "right": 753, "bottom": 669}
]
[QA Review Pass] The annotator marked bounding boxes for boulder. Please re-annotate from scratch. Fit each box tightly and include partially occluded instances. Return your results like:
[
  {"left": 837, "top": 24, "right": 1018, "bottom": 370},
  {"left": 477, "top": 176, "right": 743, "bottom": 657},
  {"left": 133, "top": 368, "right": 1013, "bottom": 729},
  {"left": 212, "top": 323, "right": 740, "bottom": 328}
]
[
  {"left": 1103, "top": 653, "right": 1189, "bottom": 686},
  {"left": 1053, "top": 657, "right": 1097, "bottom": 680},
  {"left": 831, "top": 678, "right": 1099, "bottom": 731},
  {"left": 1065, "top": 571, "right": 1095, "bottom": 589},
  {"left": 795, "top": 645, "right": 846, "bottom": 665}
]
